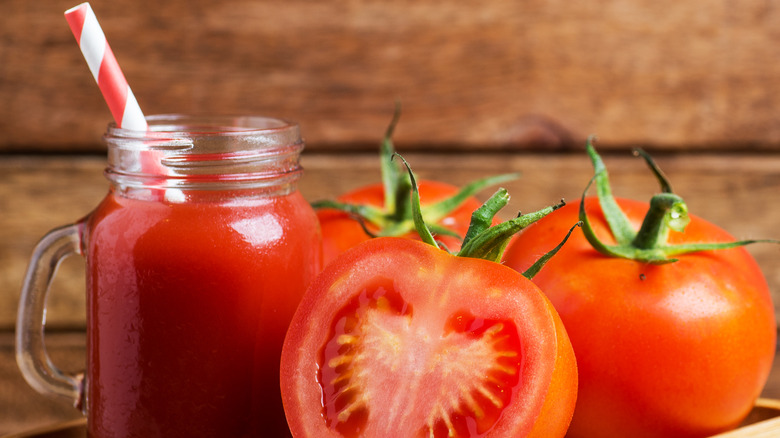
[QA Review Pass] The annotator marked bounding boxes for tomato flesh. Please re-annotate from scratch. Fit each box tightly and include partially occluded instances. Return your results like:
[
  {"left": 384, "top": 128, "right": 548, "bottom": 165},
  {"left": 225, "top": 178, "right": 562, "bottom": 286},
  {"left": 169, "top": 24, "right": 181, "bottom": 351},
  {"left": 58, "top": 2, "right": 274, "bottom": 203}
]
[
  {"left": 319, "top": 279, "right": 408, "bottom": 436},
  {"left": 281, "top": 237, "right": 577, "bottom": 437},
  {"left": 319, "top": 281, "right": 522, "bottom": 437}
]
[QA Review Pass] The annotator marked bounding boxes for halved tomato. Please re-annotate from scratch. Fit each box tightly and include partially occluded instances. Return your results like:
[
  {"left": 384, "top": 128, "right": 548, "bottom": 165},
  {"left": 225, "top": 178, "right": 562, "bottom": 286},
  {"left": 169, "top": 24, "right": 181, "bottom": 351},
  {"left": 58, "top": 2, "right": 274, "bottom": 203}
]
[{"left": 280, "top": 237, "right": 577, "bottom": 437}]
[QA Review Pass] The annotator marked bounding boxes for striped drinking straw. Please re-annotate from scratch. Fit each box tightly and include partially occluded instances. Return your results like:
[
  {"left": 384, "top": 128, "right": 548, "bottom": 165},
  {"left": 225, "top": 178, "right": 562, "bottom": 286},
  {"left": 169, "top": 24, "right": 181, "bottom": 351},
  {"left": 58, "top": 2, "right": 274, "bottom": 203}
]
[
  {"left": 64, "top": 2, "right": 147, "bottom": 131},
  {"left": 64, "top": 3, "right": 183, "bottom": 202}
]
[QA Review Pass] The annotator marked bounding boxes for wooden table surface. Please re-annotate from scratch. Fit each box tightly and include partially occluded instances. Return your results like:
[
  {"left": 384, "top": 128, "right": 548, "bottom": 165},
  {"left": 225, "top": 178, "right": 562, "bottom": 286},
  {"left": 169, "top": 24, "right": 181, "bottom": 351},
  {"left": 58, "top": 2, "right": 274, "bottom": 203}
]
[
  {"left": 5, "top": 0, "right": 780, "bottom": 435},
  {"left": 2, "top": 150, "right": 780, "bottom": 435},
  {"left": 7, "top": 0, "right": 780, "bottom": 154}
]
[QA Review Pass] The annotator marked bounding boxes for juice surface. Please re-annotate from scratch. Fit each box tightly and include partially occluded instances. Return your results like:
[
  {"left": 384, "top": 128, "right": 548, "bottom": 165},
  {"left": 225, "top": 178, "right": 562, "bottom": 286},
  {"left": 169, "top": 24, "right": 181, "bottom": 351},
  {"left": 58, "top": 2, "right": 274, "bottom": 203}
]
[{"left": 84, "top": 189, "right": 320, "bottom": 437}]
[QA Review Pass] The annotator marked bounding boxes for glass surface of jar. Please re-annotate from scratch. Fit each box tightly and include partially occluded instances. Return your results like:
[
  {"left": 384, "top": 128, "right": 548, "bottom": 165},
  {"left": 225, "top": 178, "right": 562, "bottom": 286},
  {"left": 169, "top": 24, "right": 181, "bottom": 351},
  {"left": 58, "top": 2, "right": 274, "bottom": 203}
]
[{"left": 17, "top": 115, "right": 322, "bottom": 437}]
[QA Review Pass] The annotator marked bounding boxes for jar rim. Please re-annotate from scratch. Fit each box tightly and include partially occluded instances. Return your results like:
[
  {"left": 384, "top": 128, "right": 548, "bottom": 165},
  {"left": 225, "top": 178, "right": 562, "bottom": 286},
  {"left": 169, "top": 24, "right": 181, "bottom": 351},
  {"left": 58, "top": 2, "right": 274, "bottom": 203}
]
[
  {"left": 102, "top": 114, "right": 305, "bottom": 195},
  {"left": 105, "top": 114, "right": 300, "bottom": 139}
]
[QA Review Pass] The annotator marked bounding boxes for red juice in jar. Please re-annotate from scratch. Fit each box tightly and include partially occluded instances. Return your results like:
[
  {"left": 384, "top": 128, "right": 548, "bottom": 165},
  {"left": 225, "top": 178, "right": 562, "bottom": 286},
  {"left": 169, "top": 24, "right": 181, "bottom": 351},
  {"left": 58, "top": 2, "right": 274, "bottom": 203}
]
[
  {"left": 86, "top": 189, "right": 318, "bottom": 436},
  {"left": 17, "top": 115, "right": 320, "bottom": 438}
]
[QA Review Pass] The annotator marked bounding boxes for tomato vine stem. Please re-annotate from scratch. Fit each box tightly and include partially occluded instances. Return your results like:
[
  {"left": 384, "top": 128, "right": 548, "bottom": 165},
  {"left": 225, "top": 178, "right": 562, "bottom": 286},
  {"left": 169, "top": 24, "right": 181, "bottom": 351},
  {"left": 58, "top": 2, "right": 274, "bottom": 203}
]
[
  {"left": 311, "top": 103, "right": 520, "bottom": 241},
  {"left": 580, "top": 138, "right": 777, "bottom": 263},
  {"left": 396, "top": 152, "right": 577, "bottom": 278}
]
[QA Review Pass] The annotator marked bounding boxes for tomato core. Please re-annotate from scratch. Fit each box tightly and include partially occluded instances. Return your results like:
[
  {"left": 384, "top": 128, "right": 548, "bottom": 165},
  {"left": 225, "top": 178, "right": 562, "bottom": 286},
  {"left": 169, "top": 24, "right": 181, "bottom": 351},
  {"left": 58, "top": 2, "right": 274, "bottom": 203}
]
[
  {"left": 317, "top": 278, "right": 524, "bottom": 437},
  {"left": 319, "top": 278, "right": 408, "bottom": 436}
]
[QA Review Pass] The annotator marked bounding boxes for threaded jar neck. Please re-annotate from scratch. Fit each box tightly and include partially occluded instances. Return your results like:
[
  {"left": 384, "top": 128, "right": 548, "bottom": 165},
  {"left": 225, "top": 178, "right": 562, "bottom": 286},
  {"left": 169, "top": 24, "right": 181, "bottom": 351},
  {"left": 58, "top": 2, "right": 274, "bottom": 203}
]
[{"left": 103, "top": 115, "right": 304, "bottom": 197}]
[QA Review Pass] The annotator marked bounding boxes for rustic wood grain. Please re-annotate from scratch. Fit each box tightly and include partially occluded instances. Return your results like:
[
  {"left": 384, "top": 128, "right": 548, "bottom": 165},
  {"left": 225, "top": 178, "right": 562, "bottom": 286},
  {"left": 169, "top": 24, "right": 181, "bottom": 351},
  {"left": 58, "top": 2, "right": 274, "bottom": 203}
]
[
  {"left": 0, "top": 332, "right": 85, "bottom": 436},
  {"left": 5, "top": 1, "right": 780, "bottom": 433},
  {"left": 4, "top": 0, "right": 780, "bottom": 152},
  {"left": 3, "top": 151, "right": 780, "bottom": 329},
  {"left": 713, "top": 399, "right": 780, "bottom": 437},
  {"left": 2, "top": 151, "right": 780, "bottom": 434},
  {"left": 2, "top": 331, "right": 780, "bottom": 436},
  {"left": 0, "top": 158, "right": 106, "bottom": 331}
]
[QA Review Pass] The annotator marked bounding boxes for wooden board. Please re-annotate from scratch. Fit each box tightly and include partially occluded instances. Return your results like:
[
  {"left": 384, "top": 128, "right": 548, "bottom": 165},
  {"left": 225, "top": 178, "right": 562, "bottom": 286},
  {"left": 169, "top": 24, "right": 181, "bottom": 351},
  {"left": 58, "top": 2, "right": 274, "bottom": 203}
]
[
  {"left": 2, "top": 329, "right": 780, "bottom": 436},
  {"left": 0, "top": 333, "right": 85, "bottom": 436},
  {"left": 4, "top": 0, "right": 780, "bottom": 152},
  {"left": 9, "top": 403, "right": 780, "bottom": 437},
  {"left": 5, "top": 1, "right": 780, "bottom": 434},
  {"left": 2, "top": 150, "right": 780, "bottom": 434},
  {"left": 3, "top": 151, "right": 780, "bottom": 330},
  {"left": 714, "top": 399, "right": 780, "bottom": 437}
]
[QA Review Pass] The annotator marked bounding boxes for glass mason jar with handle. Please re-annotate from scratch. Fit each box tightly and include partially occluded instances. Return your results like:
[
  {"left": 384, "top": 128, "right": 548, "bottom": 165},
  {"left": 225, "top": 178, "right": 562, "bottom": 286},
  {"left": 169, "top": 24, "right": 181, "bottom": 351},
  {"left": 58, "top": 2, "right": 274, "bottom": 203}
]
[{"left": 16, "top": 115, "right": 322, "bottom": 437}]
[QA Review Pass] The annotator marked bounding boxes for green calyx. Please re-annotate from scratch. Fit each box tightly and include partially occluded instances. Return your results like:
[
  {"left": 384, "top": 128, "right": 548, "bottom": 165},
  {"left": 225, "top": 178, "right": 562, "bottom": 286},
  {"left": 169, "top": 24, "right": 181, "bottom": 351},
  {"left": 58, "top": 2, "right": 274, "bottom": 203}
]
[
  {"left": 395, "top": 153, "right": 580, "bottom": 280},
  {"left": 581, "top": 136, "right": 775, "bottom": 264},
  {"left": 312, "top": 103, "right": 520, "bottom": 242}
]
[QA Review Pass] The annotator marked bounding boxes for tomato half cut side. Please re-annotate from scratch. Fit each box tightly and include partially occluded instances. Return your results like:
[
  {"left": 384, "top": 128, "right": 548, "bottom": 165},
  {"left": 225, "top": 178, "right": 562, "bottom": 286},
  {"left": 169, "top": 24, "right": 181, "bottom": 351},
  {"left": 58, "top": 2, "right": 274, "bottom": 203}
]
[{"left": 280, "top": 237, "right": 577, "bottom": 438}]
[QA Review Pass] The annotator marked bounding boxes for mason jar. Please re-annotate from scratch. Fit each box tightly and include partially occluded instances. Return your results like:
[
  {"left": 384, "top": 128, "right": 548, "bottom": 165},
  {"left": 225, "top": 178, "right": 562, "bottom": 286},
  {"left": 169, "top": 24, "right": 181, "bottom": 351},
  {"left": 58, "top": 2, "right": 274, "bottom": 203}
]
[{"left": 16, "top": 114, "right": 322, "bottom": 437}]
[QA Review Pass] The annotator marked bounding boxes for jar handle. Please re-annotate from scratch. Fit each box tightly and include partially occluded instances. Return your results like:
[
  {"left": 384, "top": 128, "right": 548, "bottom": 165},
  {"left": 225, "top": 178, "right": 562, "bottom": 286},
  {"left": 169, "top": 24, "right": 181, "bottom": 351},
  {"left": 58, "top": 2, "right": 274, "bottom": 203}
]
[{"left": 16, "top": 223, "right": 86, "bottom": 412}]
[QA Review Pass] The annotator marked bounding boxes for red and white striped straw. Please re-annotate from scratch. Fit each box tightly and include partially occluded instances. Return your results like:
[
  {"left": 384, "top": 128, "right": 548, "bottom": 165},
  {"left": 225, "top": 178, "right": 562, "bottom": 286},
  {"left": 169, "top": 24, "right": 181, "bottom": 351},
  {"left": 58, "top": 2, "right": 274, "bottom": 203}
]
[{"left": 65, "top": 2, "right": 147, "bottom": 131}]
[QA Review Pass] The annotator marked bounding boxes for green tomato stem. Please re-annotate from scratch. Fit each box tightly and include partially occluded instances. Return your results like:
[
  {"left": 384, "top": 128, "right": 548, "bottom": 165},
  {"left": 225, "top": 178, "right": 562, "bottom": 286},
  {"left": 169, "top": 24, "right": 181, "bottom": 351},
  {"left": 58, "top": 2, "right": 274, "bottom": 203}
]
[
  {"left": 310, "top": 200, "right": 387, "bottom": 225},
  {"left": 395, "top": 153, "right": 439, "bottom": 248},
  {"left": 585, "top": 137, "right": 635, "bottom": 245},
  {"left": 580, "top": 139, "right": 778, "bottom": 263},
  {"left": 460, "top": 188, "right": 511, "bottom": 250},
  {"left": 422, "top": 172, "right": 521, "bottom": 224},
  {"left": 396, "top": 152, "right": 573, "bottom": 268},
  {"left": 630, "top": 193, "right": 689, "bottom": 250},
  {"left": 380, "top": 101, "right": 403, "bottom": 214},
  {"left": 312, "top": 104, "right": 519, "bottom": 243},
  {"left": 458, "top": 199, "right": 566, "bottom": 263},
  {"left": 522, "top": 221, "right": 582, "bottom": 280},
  {"left": 632, "top": 148, "right": 674, "bottom": 194}
]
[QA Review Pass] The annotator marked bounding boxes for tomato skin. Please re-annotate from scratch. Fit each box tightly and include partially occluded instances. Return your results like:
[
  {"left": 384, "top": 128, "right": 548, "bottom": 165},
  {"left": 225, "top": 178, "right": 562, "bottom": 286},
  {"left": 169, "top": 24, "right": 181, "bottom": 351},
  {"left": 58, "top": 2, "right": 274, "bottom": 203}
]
[
  {"left": 280, "top": 237, "right": 577, "bottom": 437},
  {"left": 503, "top": 197, "right": 777, "bottom": 438},
  {"left": 317, "top": 180, "right": 485, "bottom": 266}
]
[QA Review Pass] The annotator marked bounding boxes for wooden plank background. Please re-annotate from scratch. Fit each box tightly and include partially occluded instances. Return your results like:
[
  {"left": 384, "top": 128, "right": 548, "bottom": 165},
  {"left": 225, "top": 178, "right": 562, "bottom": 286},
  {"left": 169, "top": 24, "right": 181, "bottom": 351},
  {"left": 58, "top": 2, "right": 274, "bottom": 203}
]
[
  {"left": 4, "top": 0, "right": 780, "bottom": 152},
  {"left": 3, "top": 0, "right": 780, "bottom": 435},
  {"left": 3, "top": 153, "right": 780, "bottom": 435}
]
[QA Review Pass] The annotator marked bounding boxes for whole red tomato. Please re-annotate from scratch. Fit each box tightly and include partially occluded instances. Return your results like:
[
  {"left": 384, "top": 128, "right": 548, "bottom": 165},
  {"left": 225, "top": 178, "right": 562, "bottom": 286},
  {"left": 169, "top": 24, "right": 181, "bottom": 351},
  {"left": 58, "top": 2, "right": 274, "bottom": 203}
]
[
  {"left": 282, "top": 175, "right": 578, "bottom": 437},
  {"left": 502, "top": 143, "right": 777, "bottom": 438},
  {"left": 313, "top": 107, "right": 517, "bottom": 267}
]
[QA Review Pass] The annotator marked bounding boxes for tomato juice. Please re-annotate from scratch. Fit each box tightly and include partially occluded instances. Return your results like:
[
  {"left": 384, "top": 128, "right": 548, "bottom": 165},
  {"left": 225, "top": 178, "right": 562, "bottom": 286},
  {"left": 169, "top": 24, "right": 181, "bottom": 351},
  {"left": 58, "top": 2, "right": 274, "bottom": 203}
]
[{"left": 84, "top": 188, "right": 320, "bottom": 437}]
